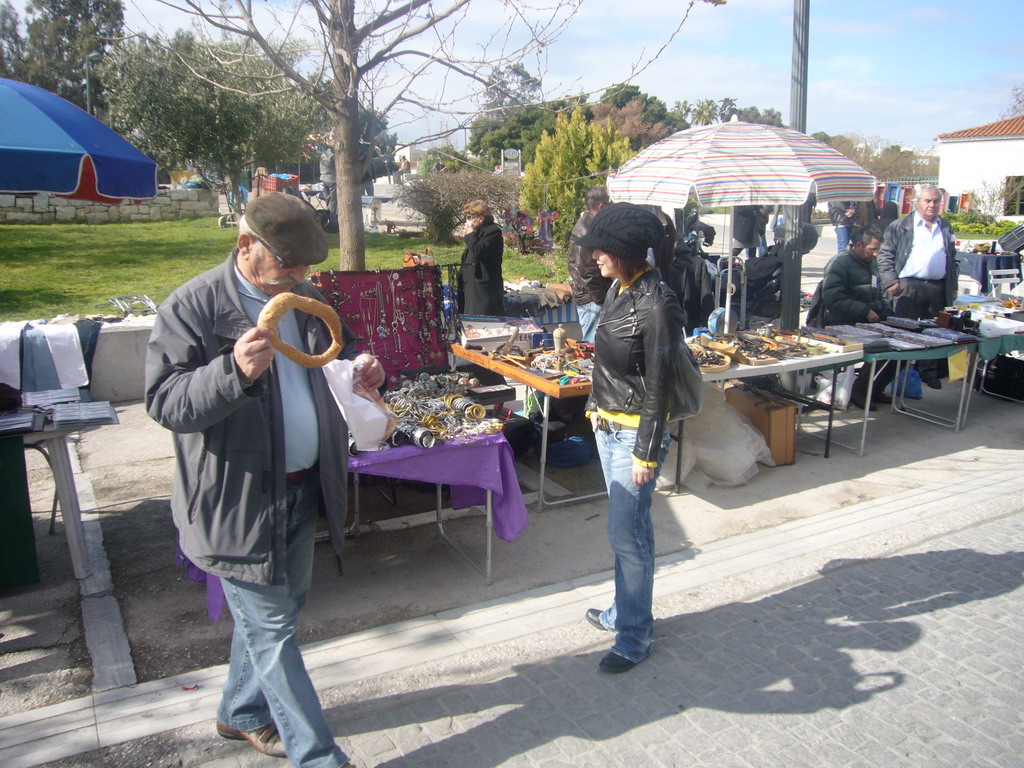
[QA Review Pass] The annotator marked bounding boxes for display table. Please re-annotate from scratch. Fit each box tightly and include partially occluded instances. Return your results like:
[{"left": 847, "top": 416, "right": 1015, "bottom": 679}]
[
  {"left": 699, "top": 347, "right": 864, "bottom": 459},
  {"left": 972, "top": 333, "right": 1024, "bottom": 404},
  {"left": 854, "top": 343, "right": 978, "bottom": 456},
  {"left": 21, "top": 427, "right": 92, "bottom": 579},
  {"left": 1, "top": 435, "right": 39, "bottom": 588},
  {"left": 451, "top": 344, "right": 594, "bottom": 512},
  {"left": 454, "top": 344, "right": 864, "bottom": 503},
  {"left": 956, "top": 251, "right": 1020, "bottom": 293},
  {"left": 349, "top": 432, "right": 526, "bottom": 584},
  {"left": 975, "top": 332, "right": 1024, "bottom": 361}
]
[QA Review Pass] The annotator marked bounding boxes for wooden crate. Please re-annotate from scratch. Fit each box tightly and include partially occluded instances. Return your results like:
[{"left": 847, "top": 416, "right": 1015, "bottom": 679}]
[{"left": 724, "top": 385, "right": 796, "bottom": 466}]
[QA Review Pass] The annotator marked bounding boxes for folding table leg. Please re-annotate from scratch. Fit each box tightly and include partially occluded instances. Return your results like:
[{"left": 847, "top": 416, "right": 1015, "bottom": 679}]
[
  {"left": 673, "top": 420, "right": 684, "bottom": 494},
  {"left": 45, "top": 435, "right": 88, "bottom": 579},
  {"left": 435, "top": 484, "right": 494, "bottom": 584},
  {"left": 858, "top": 359, "right": 879, "bottom": 456},
  {"left": 346, "top": 472, "right": 362, "bottom": 537},
  {"left": 536, "top": 392, "right": 550, "bottom": 513}
]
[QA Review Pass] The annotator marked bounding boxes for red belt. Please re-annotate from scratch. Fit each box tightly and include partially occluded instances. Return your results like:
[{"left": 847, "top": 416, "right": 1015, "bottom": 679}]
[{"left": 285, "top": 468, "right": 309, "bottom": 484}]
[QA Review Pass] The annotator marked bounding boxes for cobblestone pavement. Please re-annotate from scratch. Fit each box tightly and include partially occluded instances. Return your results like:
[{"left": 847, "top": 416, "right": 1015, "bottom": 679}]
[{"left": 184, "top": 507, "right": 1024, "bottom": 768}]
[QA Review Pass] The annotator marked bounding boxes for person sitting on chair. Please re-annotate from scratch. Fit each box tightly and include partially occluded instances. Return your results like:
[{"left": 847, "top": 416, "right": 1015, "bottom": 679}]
[{"left": 821, "top": 225, "right": 895, "bottom": 410}]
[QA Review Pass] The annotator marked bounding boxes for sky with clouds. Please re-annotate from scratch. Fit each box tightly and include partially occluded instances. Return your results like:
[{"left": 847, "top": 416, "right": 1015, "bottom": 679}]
[{"left": 15, "top": 0, "right": 1024, "bottom": 149}]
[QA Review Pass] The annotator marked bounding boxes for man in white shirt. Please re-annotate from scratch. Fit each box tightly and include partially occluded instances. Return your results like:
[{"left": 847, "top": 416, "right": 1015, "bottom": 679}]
[{"left": 876, "top": 184, "right": 957, "bottom": 389}]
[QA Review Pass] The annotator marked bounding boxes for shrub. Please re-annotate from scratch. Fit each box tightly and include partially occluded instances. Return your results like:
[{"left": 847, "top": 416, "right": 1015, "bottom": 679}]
[
  {"left": 941, "top": 211, "right": 1018, "bottom": 238},
  {"left": 392, "top": 171, "right": 520, "bottom": 244}
]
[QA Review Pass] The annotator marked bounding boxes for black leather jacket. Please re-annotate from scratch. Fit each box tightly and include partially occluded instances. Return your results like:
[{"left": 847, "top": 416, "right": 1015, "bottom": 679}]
[
  {"left": 588, "top": 268, "right": 684, "bottom": 464},
  {"left": 568, "top": 211, "right": 612, "bottom": 305}
]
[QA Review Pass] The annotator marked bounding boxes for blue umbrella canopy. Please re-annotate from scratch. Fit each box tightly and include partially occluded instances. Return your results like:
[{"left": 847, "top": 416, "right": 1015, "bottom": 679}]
[{"left": 0, "top": 78, "right": 157, "bottom": 201}]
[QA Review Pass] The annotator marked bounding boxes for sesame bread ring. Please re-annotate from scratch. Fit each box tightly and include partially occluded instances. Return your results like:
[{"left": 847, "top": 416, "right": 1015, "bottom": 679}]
[{"left": 257, "top": 293, "right": 342, "bottom": 368}]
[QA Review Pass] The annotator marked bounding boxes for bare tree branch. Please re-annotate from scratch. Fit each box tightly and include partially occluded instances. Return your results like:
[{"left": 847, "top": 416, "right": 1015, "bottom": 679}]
[{"left": 128, "top": 0, "right": 722, "bottom": 269}]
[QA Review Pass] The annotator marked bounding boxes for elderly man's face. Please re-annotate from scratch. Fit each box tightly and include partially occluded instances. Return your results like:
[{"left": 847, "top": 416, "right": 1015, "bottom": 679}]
[
  {"left": 236, "top": 234, "right": 308, "bottom": 295},
  {"left": 917, "top": 191, "right": 942, "bottom": 222}
]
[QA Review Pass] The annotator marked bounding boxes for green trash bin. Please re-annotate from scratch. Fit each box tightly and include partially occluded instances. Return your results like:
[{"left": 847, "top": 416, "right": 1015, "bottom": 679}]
[{"left": 0, "top": 435, "right": 40, "bottom": 588}]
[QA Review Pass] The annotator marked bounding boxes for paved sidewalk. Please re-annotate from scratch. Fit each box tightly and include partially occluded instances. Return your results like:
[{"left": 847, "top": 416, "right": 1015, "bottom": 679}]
[
  {"left": 278, "top": 499, "right": 1024, "bottom": 768},
  {"left": 12, "top": 463, "right": 1024, "bottom": 767},
  {"left": 334, "top": 515, "right": 1024, "bottom": 768}
]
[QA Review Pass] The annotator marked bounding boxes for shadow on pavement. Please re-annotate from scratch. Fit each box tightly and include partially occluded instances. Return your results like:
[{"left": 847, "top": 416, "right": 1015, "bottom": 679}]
[{"left": 335, "top": 548, "right": 1024, "bottom": 768}]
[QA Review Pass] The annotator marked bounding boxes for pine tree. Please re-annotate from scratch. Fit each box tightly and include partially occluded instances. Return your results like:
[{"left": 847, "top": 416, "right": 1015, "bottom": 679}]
[{"left": 520, "top": 107, "right": 634, "bottom": 249}]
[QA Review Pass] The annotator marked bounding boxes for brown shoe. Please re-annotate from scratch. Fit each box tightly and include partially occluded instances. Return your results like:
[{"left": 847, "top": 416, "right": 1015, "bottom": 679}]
[{"left": 216, "top": 720, "right": 287, "bottom": 758}]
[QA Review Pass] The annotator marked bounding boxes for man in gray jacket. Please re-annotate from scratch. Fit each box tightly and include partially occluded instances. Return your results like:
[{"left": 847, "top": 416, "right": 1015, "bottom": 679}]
[
  {"left": 146, "top": 193, "right": 381, "bottom": 767},
  {"left": 876, "top": 184, "right": 957, "bottom": 389}
]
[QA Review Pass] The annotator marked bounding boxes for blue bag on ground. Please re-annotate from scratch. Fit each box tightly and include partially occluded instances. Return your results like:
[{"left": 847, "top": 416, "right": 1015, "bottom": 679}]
[
  {"left": 891, "top": 368, "right": 923, "bottom": 400},
  {"left": 546, "top": 436, "right": 593, "bottom": 467}
]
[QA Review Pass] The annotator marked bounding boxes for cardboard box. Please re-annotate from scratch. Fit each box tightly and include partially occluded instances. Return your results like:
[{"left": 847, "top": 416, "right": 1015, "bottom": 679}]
[{"left": 724, "top": 385, "right": 796, "bottom": 466}]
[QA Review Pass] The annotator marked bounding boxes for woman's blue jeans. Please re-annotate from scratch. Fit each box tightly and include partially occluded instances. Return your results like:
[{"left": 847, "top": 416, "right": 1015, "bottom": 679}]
[
  {"left": 217, "top": 469, "right": 348, "bottom": 768},
  {"left": 595, "top": 425, "right": 671, "bottom": 662}
]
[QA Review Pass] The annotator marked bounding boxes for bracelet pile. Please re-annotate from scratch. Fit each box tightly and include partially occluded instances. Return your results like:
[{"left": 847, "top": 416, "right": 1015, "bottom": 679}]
[{"left": 382, "top": 373, "right": 504, "bottom": 445}]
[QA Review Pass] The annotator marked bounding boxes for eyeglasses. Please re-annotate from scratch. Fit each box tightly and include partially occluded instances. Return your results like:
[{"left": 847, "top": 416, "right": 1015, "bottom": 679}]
[{"left": 252, "top": 233, "right": 310, "bottom": 276}]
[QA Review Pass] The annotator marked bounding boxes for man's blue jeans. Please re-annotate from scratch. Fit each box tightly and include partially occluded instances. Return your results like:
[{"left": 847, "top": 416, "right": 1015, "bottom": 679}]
[
  {"left": 577, "top": 301, "right": 602, "bottom": 344},
  {"left": 217, "top": 469, "right": 348, "bottom": 768},
  {"left": 594, "top": 425, "right": 671, "bottom": 662},
  {"left": 835, "top": 225, "right": 851, "bottom": 254}
]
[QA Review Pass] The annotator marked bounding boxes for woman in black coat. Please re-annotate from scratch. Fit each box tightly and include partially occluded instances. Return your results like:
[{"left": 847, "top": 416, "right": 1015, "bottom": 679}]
[{"left": 460, "top": 200, "right": 505, "bottom": 316}]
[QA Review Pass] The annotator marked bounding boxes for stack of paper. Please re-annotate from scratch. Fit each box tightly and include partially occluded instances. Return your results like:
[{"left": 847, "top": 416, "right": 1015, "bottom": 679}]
[{"left": 50, "top": 401, "right": 118, "bottom": 429}]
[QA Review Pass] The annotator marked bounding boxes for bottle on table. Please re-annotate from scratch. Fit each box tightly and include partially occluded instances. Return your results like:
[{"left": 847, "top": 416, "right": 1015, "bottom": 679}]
[{"left": 553, "top": 324, "right": 566, "bottom": 352}]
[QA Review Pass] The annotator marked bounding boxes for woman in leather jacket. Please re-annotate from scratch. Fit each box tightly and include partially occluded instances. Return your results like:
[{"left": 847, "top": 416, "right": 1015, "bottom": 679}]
[{"left": 577, "top": 203, "right": 685, "bottom": 674}]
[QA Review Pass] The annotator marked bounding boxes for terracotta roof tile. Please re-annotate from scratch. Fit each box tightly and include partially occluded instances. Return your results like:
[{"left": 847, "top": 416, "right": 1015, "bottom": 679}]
[{"left": 936, "top": 115, "right": 1024, "bottom": 140}]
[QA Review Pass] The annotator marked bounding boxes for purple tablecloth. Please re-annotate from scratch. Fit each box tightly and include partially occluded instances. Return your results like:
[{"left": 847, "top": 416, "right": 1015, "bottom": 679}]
[
  {"left": 179, "top": 431, "right": 527, "bottom": 622},
  {"left": 349, "top": 431, "right": 528, "bottom": 542}
]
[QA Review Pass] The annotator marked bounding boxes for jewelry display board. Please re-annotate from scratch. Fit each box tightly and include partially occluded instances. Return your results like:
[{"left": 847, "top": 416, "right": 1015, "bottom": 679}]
[{"left": 313, "top": 266, "right": 450, "bottom": 386}]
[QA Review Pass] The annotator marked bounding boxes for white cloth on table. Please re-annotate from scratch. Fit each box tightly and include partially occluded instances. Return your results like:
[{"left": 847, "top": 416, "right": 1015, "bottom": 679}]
[
  {"left": 0, "top": 321, "right": 27, "bottom": 388},
  {"left": 31, "top": 322, "right": 89, "bottom": 389}
]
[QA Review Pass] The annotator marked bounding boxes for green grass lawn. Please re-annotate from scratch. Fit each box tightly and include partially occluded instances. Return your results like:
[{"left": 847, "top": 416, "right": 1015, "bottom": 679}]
[{"left": 0, "top": 218, "right": 567, "bottom": 321}]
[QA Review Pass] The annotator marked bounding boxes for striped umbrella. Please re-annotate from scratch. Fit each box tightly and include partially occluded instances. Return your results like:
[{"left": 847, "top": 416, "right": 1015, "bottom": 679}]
[{"left": 607, "top": 120, "right": 876, "bottom": 208}]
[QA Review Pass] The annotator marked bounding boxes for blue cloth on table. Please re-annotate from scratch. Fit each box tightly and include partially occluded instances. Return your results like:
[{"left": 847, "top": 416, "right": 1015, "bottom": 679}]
[{"left": 956, "top": 252, "right": 1020, "bottom": 293}]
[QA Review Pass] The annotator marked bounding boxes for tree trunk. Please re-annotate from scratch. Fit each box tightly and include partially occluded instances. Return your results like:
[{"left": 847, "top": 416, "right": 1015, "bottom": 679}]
[{"left": 332, "top": 105, "right": 366, "bottom": 271}]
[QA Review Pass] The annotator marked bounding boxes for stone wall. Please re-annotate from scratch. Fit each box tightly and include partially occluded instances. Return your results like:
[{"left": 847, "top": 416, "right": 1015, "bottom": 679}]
[{"left": 0, "top": 188, "right": 220, "bottom": 224}]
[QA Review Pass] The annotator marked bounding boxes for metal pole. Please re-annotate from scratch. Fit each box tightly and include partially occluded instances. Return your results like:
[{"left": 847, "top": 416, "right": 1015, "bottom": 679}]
[
  {"left": 780, "top": 0, "right": 811, "bottom": 329},
  {"left": 85, "top": 57, "right": 92, "bottom": 116},
  {"left": 790, "top": 0, "right": 809, "bottom": 134}
]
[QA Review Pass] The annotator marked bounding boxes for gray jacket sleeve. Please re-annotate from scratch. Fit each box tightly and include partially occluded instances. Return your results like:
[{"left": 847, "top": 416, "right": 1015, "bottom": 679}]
[
  {"left": 145, "top": 292, "right": 256, "bottom": 435},
  {"left": 875, "top": 219, "right": 904, "bottom": 291}
]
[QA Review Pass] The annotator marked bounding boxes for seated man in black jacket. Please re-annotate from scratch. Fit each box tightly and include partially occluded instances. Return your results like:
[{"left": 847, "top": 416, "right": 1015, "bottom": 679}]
[{"left": 821, "top": 225, "right": 895, "bottom": 410}]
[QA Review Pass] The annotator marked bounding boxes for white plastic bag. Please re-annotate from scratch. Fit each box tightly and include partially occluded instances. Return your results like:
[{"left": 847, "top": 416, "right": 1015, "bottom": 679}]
[
  {"left": 813, "top": 366, "right": 856, "bottom": 410},
  {"left": 681, "top": 383, "right": 774, "bottom": 488},
  {"left": 322, "top": 359, "right": 396, "bottom": 450}
]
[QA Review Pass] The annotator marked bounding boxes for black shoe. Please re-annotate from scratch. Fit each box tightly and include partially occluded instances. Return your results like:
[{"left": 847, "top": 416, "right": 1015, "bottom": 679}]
[
  {"left": 920, "top": 372, "right": 942, "bottom": 390},
  {"left": 872, "top": 392, "right": 893, "bottom": 405},
  {"left": 585, "top": 608, "right": 612, "bottom": 632},
  {"left": 849, "top": 391, "right": 876, "bottom": 411},
  {"left": 599, "top": 651, "right": 642, "bottom": 674}
]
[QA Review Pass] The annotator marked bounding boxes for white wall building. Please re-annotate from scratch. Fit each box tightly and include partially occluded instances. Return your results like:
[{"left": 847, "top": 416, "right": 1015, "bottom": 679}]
[{"left": 937, "top": 115, "right": 1024, "bottom": 220}]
